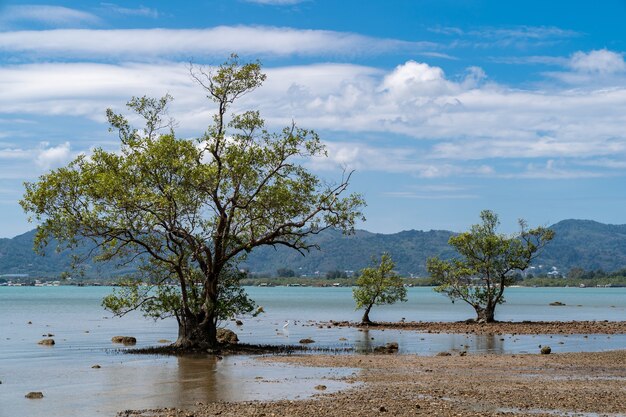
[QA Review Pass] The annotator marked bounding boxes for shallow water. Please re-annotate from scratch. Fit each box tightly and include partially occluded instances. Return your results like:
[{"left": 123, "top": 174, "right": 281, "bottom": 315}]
[{"left": 0, "top": 286, "right": 624, "bottom": 416}]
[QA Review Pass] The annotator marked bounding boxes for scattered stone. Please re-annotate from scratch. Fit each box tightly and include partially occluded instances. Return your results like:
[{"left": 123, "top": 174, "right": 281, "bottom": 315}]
[
  {"left": 37, "top": 339, "right": 55, "bottom": 346},
  {"left": 92, "top": 364, "right": 101, "bottom": 369},
  {"left": 541, "top": 346, "right": 552, "bottom": 354},
  {"left": 379, "top": 406, "right": 387, "bottom": 412},
  {"left": 25, "top": 392, "right": 44, "bottom": 399},
  {"left": 314, "top": 385, "right": 327, "bottom": 391},
  {"left": 436, "top": 351, "right": 452, "bottom": 356},
  {"left": 42, "top": 333, "right": 54, "bottom": 337},
  {"left": 549, "top": 301, "right": 566, "bottom": 306},
  {"left": 111, "top": 336, "right": 137, "bottom": 345},
  {"left": 216, "top": 328, "right": 238, "bottom": 344},
  {"left": 235, "top": 320, "right": 243, "bottom": 326},
  {"left": 374, "top": 342, "right": 399, "bottom": 354},
  {"left": 338, "top": 337, "right": 347, "bottom": 341},
  {"left": 299, "top": 338, "right": 315, "bottom": 344},
  {"left": 459, "top": 351, "right": 467, "bottom": 356}
]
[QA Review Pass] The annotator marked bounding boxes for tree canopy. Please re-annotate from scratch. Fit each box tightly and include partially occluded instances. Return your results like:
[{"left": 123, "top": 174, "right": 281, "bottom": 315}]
[
  {"left": 427, "top": 210, "right": 554, "bottom": 322},
  {"left": 21, "top": 55, "right": 365, "bottom": 349},
  {"left": 353, "top": 253, "right": 407, "bottom": 324}
]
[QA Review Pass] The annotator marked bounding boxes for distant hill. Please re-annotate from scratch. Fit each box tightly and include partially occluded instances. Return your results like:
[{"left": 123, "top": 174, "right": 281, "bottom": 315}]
[
  {"left": 534, "top": 219, "right": 626, "bottom": 273},
  {"left": 2, "top": 219, "right": 626, "bottom": 278}
]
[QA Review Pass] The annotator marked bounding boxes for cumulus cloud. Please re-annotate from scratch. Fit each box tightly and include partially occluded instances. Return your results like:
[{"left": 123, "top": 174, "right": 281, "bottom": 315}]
[
  {"left": 0, "top": 27, "right": 436, "bottom": 60},
  {"left": 1, "top": 54, "right": 626, "bottom": 179},
  {"left": 0, "top": 141, "right": 77, "bottom": 178},
  {"left": 0, "top": 5, "right": 101, "bottom": 28},
  {"left": 568, "top": 49, "right": 626, "bottom": 74},
  {"left": 542, "top": 49, "right": 626, "bottom": 85},
  {"left": 35, "top": 141, "right": 74, "bottom": 169}
]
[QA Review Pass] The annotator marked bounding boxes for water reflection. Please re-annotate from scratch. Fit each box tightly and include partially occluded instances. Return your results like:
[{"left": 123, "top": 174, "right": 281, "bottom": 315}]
[{"left": 354, "top": 329, "right": 375, "bottom": 353}]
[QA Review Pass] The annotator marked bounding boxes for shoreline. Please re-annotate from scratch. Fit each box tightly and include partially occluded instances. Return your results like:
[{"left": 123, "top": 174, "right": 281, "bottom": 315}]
[
  {"left": 324, "top": 319, "right": 626, "bottom": 335},
  {"left": 118, "top": 349, "right": 626, "bottom": 417}
]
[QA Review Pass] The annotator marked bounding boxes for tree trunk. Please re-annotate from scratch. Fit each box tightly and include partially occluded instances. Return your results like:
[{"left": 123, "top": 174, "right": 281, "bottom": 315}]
[
  {"left": 361, "top": 305, "right": 373, "bottom": 325},
  {"left": 173, "top": 308, "right": 218, "bottom": 350},
  {"left": 475, "top": 305, "right": 496, "bottom": 323}
]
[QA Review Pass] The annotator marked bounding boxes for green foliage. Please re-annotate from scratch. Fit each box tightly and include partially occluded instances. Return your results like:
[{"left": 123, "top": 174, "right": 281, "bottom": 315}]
[
  {"left": 103, "top": 266, "right": 255, "bottom": 322},
  {"left": 276, "top": 268, "right": 296, "bottom": 277},
  {"left": 20, "top": 55, "right": 365, "bottom": 347},
  {"left": 325, "top": 269, "right": 348, "bottom": 279},
  {"left": 427, "top": 210, "right": 554, "bottom": 322},
  {"left": 353, "top": 253, "right": 407, "bottom": 323}
]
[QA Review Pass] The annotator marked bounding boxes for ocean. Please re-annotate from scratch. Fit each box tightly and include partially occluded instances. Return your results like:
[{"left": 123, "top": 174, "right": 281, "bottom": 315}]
[{"left": 0, "top": 286, "right": 624, "bottom": 416}]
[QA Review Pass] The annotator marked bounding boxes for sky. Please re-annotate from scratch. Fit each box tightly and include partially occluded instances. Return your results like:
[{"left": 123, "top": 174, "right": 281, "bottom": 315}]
[{"left": 0, "top": 0, "right": 625, "bottom": 238}]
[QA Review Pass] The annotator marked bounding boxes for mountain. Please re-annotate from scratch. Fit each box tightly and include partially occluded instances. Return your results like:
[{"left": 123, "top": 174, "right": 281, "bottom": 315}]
[
  {"left": 534, "top": 219, "right": 626, "bottom": 273},
  {"left": 1, "top": 219, "right": 626, "bottom": 278}
]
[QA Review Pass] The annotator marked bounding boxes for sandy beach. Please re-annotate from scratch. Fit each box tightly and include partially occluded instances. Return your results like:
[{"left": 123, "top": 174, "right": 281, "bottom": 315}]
[{"left": 117, "top": 321, "right": 626, "bottom": 417}]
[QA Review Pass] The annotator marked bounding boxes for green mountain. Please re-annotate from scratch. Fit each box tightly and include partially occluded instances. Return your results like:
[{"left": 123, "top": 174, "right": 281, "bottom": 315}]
[{"left": 1, "top": 219, "right": 626, "bottom": 278}]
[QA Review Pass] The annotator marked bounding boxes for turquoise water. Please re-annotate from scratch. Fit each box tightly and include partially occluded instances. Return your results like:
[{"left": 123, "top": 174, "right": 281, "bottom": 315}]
[{"left": 0, "top": 286, "right": 624, "bottom": 416}]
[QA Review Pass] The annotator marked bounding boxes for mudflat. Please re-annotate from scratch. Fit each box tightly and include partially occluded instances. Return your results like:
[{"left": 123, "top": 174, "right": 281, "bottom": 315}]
[
  {"left": 119, "top": 349, "right": 626, "bottom": 417},
  {"left": 329, "top": 319, "right": 626, "bottom": 334}
]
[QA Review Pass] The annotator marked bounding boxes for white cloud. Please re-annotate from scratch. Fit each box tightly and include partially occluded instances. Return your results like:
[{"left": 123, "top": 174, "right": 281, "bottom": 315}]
[
  {"left": 434, "top": 25, "right": 580, "bottom": 49},
  {"left": 0, "top": 5, "right": 101, "bottom": 28},
  {"left": 0, "top": 141, "right": 77, "bottom": 179},
  {"left": 569, "top": 49, "right": 626, "bottom": 74},
  {"left": 35, "top": 141, "right": 74, "bottom": 169},
  {"left": 0, "top": 27, "right": 436, "bottom": 60},
  {"left": 543, "top": 49, "right": 626, "bottom": 85},
  {"left": 1, "top": 54, "right": 626, "bottom": 179},
  {"left": 100, "top": 3, "right": 159, "bottom": 18}
]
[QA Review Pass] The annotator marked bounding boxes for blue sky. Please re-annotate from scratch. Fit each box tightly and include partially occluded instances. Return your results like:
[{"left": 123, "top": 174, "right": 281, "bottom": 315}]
[{"left": 1, "top": 0, "right": 626, "bottom": 238}]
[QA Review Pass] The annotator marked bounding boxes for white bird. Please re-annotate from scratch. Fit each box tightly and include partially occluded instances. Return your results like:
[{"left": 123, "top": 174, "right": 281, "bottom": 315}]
[{"left": 283, "top": 320, "right": 290, "bottom": 329}]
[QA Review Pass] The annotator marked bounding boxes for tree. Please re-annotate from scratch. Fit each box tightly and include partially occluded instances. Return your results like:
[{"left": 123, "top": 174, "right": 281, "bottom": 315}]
[
  {"left": 427, "top": 210, "right": 554, "bottom": 323},
  {"left": 353, "top": 253, "right": 407, "bottom": 325},
  {"left": 276, "top": 268, "right": 296, "bottom": 277},
  {"left": 21, "top": 55, "right": 365, "bottom": 349}
]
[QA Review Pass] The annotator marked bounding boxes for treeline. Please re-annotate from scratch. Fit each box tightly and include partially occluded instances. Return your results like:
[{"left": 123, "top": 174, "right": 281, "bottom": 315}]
[{"left": 520, "top": 267, "right": 626, "bottom": 287}]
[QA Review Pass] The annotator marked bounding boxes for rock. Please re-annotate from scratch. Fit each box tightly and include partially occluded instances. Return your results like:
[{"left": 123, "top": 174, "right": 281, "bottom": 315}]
[
  {"left": 157, "top": 339, "right": 172, "bottom": 344},
  {"left": 459, "top": 351, "right": 467, "bottom": 356},
  {"left": 374, "top": 342, "right": 399, "bottom": 353},
  {"left": 541, "top": 346, "right": 552, "bottom": 354},
  {"left": 91, "top": 364, "right": 101, "bottom": 369},
  {"left": 549, "top": 301, "right": 566, "bottom": 306},
  {"left": 38, "top": 339, "right": 55, "bottom": 346},
  {"left": 436, "top": 351, "right": 452, "bottom": 356},
  {"left": 25, "top": 392, "right": 44, "bottom": 399},
  {"left": 339, "top": 337, "right": 347, "bottom": 341},
  {"left": 299, "top": 338, "right": 315, "bottom": 344},
  {"left": 314, "top": 385, "right": 327, "bottom": 391},
  {"left": 27, "top": 321, "right": 32, "bottom": 325},
  {"left": 111, "top": 336, "right": 136, "bottom": 345},
  {"left": 42, "top": 333, "right": 54, "bottom": 337},
  {"left": 235, "top": 320, "right": 243, "bottom": 326},
  {"left": 379, "top": 406, "right": 387, "bottom": 412},
  {"left": 216, "top": 328, "right": 239, "bottom": 344}
]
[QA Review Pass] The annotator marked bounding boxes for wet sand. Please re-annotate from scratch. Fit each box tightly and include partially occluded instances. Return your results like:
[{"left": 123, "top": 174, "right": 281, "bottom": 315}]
[
  {"left": 119, "top": 350, "right": 626, "bottom": 417},
  {"left": 114, "top": 321, "right": 626, "bottom": 416}
]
